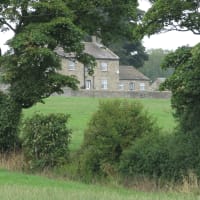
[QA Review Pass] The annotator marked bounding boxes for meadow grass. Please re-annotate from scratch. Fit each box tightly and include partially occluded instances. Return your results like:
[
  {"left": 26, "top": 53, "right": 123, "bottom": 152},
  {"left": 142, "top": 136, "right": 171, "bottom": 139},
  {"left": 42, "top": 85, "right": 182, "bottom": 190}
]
[
  {"left": 23, "top": 96, "right": 175, "bottom": 151},
  {"left": 0, "top": 169, "right": 198, "bottom": 200}
]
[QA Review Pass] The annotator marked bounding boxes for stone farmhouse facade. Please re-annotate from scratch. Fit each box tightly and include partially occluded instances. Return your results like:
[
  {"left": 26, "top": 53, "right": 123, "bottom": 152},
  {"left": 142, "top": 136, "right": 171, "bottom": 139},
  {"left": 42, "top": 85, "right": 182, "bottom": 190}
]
[{"left": 56, "top": 37, "right": 150, "bottom": 92}]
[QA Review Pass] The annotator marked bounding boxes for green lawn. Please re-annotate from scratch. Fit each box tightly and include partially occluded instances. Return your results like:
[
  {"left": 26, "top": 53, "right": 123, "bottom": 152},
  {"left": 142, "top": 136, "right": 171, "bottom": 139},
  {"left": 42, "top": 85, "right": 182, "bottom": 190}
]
[
  {"left": 0, "top": 169, "right": 197, "bottom": 200},
  {"left": 23, "top": 96, "right": 175, "bottom": 151}
]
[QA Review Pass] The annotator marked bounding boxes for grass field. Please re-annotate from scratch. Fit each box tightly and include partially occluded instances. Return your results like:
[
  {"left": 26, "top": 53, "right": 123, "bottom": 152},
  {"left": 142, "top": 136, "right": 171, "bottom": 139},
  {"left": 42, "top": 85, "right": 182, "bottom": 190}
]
[
  {"left": 23, "top": 96, "right": 176, "bottom": 150},
  {"left": 2, "top": 97, "right": 197, "bottom": 200},
  {"left": 0, "top": 169, "right": 198, "bottom": 200}
]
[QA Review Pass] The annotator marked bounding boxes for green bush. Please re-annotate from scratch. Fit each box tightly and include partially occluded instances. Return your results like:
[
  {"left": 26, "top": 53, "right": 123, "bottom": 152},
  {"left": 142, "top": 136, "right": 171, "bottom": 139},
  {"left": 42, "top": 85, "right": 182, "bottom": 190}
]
[
  {"left": 22, "top": 113, "right": 71, "bottom": 170},
  {"left": 119, "top": 129, "right": 200, "bottom": 181},
  {"left": 0, "top": 91, "right": 22, "bottom": 153},
  {"left": 79, "top": 100, "right": 159, "bottom": 180},
  {"left": 168, "top": 132, "right": 200, "bottom": 179},
  {"left": 119, "top": 133, "right": 172, "bottom": 179}
]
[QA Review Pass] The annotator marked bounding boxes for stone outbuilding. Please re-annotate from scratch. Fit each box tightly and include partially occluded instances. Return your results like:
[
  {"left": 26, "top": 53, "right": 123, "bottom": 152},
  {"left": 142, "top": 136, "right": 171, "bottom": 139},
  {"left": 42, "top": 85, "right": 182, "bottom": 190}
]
[{"left": 119, "top": 66, "right": 150, "bottom": 91}]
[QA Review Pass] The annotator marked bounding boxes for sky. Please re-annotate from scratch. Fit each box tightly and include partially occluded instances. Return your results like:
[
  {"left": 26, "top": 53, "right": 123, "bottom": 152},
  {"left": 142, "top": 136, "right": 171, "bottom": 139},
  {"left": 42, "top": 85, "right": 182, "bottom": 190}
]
[{"left": 0, "top": 1, "right": 200, "bottom": 53}]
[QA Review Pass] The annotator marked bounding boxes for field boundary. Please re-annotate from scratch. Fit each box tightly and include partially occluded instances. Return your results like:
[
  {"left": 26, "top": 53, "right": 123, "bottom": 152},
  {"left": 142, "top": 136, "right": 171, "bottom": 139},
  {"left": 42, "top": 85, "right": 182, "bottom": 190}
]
[{"left": 59, "top": 88, "right": 171, "bottom": 99}]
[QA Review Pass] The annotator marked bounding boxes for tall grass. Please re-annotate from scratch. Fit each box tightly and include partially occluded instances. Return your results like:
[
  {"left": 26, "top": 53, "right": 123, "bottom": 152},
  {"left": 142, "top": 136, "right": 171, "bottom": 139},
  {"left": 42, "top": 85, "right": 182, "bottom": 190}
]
[
  {"left": 0, "top": 152, "right": 24, "bottom": 171},
  {"left": 0, "top": 170, "right": 198, "bottom": 200}
]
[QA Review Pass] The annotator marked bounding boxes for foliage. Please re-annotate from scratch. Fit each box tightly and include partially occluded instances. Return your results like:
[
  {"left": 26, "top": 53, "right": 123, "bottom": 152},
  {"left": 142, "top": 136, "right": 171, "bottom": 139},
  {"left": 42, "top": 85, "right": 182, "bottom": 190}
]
[
  {"left": 22, "top": 113, "right": 71, "bottom": 170},
  {"left": 0, "top": 91, "right": 21, "bottom": 153},
  {"left": 139, "top": 49, "right": 173, "bottom": 81},
  {"left": 137, "top": 0, "right": 200, "bottom": 38},
  {"left": 161, "top": 45, "right": 200, "bottom": 134},
  {"left": 109, "top": 39, "right": 148, "bottom": 68},
  {"left": 78, "top": 100, "right": 159, "bottom": 180},
  {"left": 0, "top": 0, "right": 84, "bottom": 108},
  {"left": 120, "top": 127, "right": 200, "bottom": 180},
  {"left": 68, "top": 0, "right": 139, "bottom": 44},
  {"left": 119, "top": 133, "right": 171, "bottom": 179}
]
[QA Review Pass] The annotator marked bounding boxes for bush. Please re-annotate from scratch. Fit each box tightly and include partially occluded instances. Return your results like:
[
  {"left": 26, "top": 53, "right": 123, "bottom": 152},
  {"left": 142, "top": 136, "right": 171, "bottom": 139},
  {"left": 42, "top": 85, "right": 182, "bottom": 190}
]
[
  {"left": 22, "top": 113, "right": 71, "bottom": 170},
  {"left": 119, "top": 133, "right": 172, "bottom": 179},
  {"left": 119, "top": 128, "right": 200, "bottom": 181},
  {"left": 79, "top": 100, "right": 159, "bottom": 180},
  {"left": 0, "top": 91, "right": 22, "bottom": 153}
]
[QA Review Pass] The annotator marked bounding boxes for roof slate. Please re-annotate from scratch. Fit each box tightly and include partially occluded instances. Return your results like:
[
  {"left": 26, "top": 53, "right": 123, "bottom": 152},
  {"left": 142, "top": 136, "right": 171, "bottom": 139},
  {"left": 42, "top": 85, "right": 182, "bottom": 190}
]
[
  {"left": 119, "top": 66, "right": 150, "bottom": 81},
  {"left": 55, "top": 42, "right": 119, "bottom": 60}
]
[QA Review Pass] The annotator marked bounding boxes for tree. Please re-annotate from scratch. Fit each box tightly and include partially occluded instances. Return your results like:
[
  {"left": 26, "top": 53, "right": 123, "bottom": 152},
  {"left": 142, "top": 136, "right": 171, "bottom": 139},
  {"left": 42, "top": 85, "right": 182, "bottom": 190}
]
[
  {"left": 138, "top": 0, "right": 200, "bottom": 135},
  {"left": 0, "top": 0, "right": 139, "bottom": 108},
  {"left": 109, "top": 39, "right": 148, "bottom": 68},
  {"left": 161, "top": 45, "right": 200, "bottom": 134},
  {"left": 136, "top": 0, "right": 200, "bottom": 38},
  {"left": 139, "top": 48, "right": 173, "bottom": 81}
]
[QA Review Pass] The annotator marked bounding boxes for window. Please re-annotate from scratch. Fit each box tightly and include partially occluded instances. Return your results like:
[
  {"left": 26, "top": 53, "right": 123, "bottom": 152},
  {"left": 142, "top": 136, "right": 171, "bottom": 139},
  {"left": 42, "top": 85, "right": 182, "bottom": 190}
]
[
  {"left": 129, "top": 82, "right": 135, "bottom": 91},
  {"left": 100, "top": 62, "right": 108, "bottom": 71},
  {"left": 119, "top": 83, "right": 124, "bottom": 90},
  {"left": 85, "top": 80, "right": 91, "bottom": 90},
  {"left": 68, "top": 60, "right": 75, "bottom": 70},
  {"left": 140, "top": 83, "right": 145, "bottom": 91},
  {"left": 101, "top": 79, "right": 108, "bottom": 90}
]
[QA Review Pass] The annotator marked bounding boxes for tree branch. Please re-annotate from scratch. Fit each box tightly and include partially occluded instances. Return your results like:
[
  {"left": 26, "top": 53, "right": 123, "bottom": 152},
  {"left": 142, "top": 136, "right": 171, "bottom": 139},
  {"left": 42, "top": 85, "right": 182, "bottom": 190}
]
[{"left": 0, "top": 18, "right": 16, "bottom": 33}]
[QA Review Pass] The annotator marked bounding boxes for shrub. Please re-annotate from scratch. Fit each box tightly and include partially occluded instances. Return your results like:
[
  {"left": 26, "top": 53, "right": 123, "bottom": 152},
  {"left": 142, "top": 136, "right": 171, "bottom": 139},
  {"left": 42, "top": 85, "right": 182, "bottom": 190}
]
[
  {"left": 119, "top": 133, "right": 172, "bottom": 179},
  {"left": 79, "top": 100, "right": 159, "bottom": 179},
  {"left": 0, "top": 91, "right": 22, "bottom": 153},
  {"left": 119, "top": 128, "right": 200, "bottom": 181},
  {"left": 22, "top": 113, "right": 71, "bottom": 170},
  {"left": 168, "top": 132, "right": 200, "bottom": 180}
]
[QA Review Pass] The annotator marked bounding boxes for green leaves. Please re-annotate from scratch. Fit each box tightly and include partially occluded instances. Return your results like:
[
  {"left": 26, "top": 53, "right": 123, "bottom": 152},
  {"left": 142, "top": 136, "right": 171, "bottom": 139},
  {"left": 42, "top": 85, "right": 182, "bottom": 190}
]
[
  {"left": 22, "top": 113, "right": 72, "bottom": 170},
  {"left": 79, "top": 100, "right": 159, "bottom": 178},
  {"left": 137, "top": 0, "right": 200, "bottom": 38},
  {"left": 160, "top": 44, "right": 200, "bottom": 135}
]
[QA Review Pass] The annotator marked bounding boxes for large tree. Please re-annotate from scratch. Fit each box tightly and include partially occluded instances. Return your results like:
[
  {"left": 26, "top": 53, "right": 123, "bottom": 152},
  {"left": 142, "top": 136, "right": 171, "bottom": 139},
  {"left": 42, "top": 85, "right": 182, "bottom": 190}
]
[
  {"left": 0, "top": 0, "right": 139, "bottom": 108},
  {"left": 109, "top": 39, "right": 148, "bottom": 68}
]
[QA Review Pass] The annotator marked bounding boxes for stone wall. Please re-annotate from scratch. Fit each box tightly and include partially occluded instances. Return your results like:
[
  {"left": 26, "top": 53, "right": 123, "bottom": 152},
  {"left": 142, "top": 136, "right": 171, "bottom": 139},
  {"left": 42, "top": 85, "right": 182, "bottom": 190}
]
[{"left": 60, "top": 88, "right": 171, "bottom": 99}]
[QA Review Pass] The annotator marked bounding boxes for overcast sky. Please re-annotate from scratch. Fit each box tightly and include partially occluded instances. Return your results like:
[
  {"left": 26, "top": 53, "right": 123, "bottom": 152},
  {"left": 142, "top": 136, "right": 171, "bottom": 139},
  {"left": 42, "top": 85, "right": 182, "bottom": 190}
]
[{"left": 0, "top": 1, "right": 200, "bottom": 53}]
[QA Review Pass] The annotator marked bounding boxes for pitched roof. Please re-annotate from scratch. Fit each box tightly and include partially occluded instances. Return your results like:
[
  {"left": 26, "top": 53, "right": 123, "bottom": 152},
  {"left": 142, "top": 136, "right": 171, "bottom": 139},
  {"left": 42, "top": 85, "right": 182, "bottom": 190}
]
[
  {"left": 55, "top": 42, "right": 119, "bottom": 60},
  {"left": 119, "top": 66, "right": 150, "bottom": 81}
]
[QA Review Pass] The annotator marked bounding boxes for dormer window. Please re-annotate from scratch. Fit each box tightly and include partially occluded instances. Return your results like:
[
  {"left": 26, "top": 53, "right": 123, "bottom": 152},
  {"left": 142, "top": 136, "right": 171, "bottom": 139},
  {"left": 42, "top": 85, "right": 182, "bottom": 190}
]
[
  {"left": 100, "top": 62, "right": 108, "bottom": 71},
  {"left": 68, "top": 60, "right": 75, "bottom": 70}
]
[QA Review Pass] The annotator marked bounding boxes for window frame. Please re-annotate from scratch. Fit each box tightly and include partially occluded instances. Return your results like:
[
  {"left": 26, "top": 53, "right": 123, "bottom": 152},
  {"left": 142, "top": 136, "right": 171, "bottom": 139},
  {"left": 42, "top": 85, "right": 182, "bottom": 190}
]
[
  {"left": 68, "top": 60, "right": 76, "bottom": 70},
  {"left": 139, "top": 83, "right": 145, "bottom": 91},
  {"left": 119, "top": 83, "right": 124, "bottom": 91},
  {"left": 100, "top": 62, "right": 108, "bottom": 72},
  {"left": 129, "top": 82, "right": 135, "bottom": 91},
  {"left": 101, "top": 79, "right": 108, "bottom": 90}
]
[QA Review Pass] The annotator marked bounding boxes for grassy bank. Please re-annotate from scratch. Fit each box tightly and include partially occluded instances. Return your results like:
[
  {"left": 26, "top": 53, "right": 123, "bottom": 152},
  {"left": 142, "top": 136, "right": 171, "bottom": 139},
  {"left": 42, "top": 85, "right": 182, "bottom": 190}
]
[
  {"left": 0, "top": 169, "right": 197, "bottom": 200},
  {"left": 23, "top": 96, "right": 175, "bottom": 150}
]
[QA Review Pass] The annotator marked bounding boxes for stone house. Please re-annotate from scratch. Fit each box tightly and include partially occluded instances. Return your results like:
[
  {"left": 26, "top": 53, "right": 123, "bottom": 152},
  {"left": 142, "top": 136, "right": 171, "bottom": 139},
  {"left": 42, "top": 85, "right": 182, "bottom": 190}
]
[{"left": 56, "top": 37, "right": 150, "bottom": 91}]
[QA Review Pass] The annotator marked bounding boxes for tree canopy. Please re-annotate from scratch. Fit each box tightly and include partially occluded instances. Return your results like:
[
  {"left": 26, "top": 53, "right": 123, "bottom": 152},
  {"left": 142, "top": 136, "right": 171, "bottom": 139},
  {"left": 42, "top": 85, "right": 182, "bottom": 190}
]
[
  {"left": 109, "top": 39, "right": 148, "bottom": 68},
  {"left": 137, "top": 0, "right": 200, "bottom": 38},
  {"left": 0, "top": 0, "right": 139, "bottom": 108}
]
